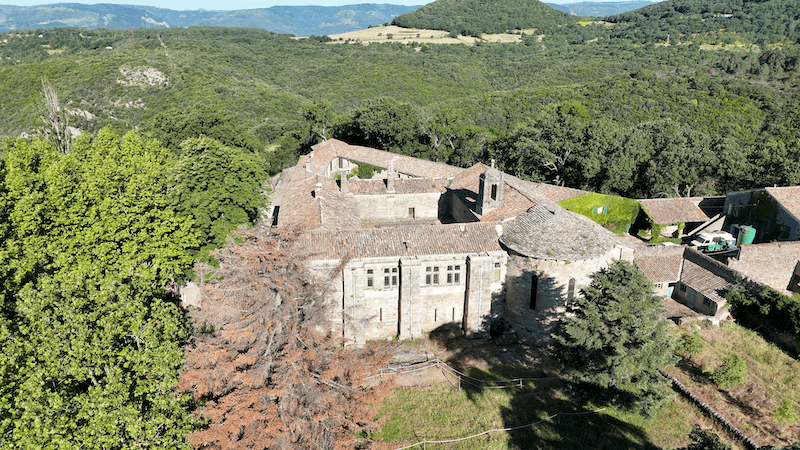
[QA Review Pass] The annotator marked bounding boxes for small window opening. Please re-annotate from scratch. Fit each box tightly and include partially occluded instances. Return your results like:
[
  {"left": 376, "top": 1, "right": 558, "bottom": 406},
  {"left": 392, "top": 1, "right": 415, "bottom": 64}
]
[
  {"left": 567, "top": 278, "right": 576, "bottom": 300},
  {"left": 530, "top": 275, "right": 539, "bottom": 310}
]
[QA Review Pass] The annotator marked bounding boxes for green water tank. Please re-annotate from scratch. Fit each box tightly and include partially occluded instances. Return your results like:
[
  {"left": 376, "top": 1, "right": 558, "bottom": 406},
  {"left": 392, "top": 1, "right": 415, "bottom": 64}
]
[{"left": 736, "top": 225, "right": 756, "bottom": 246}]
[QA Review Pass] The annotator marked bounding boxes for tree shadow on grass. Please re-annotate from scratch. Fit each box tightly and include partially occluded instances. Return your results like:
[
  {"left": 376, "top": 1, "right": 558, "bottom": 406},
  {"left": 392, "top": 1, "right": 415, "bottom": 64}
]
[
  {"left": 427, "top": 323, "right": 659, "bottom": 449},
  {"left": 502, "top": 387, "right": 659, "bottom": 450}
]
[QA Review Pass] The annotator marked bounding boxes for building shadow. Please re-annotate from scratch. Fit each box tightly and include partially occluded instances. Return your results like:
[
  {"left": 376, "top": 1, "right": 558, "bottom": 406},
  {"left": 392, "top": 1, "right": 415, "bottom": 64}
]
[{"left": 426, "top": 323, "right": 659, "bottom": 449}]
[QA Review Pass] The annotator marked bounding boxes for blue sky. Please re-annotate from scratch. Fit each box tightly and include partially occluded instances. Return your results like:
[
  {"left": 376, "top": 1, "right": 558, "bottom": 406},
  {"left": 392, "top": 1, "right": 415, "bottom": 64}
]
[{"left": 4, "top": 0, "right": 643, "bottom": 11}]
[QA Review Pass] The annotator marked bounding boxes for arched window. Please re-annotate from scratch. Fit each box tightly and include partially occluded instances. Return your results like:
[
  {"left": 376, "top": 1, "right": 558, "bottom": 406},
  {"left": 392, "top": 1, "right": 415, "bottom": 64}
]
[{"left": 567, "top": 278, "right": 576, "bottom": 301}]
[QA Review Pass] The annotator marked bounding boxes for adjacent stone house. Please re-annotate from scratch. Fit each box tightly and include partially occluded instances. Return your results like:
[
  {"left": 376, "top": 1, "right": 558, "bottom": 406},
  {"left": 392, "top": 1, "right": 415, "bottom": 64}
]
[
  {"left": 723, "top": 186, "right": 800, "bottom": 243},
  {"left": 726, "top": 241, "right": 800, "bottom": 297},
  {"left": 673, "top": 248, "right": 736, "bottom": 317},
  {"left": 637, "top": 197, "right": 725, "bottom": 238}
]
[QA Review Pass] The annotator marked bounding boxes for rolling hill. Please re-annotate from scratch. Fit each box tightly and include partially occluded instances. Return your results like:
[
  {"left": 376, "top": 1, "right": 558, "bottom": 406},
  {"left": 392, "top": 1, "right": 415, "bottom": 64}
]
[
  {"left": 0, "top": 3, "right": 420, "bottom": 35},
  {"left": 391, "top": 0, "right": 576, "bottom": 36}
]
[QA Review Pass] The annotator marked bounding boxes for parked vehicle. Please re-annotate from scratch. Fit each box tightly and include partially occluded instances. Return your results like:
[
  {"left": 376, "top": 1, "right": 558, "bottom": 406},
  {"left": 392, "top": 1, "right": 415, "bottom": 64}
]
[{"left": 690, "top": 231, "right": 736, "bottom": 252}]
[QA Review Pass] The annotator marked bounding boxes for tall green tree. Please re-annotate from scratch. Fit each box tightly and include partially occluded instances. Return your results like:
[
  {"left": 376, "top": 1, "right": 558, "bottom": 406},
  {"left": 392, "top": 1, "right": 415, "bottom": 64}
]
[
  {"left": 507, "top": 102, "right": 591, "bottom": 186},
  {"left": 145, "top": 104, "right": 261, "bottom": 155},
  {"left": 552, "top": 260, "right": 677, "bottom": 413},
  {"left": 342, "top": 96, "right": 423, "bottom": 154},
  {"left": 168, "top": 136, "right": 267, "bottom": 260},
  {"left": 0, "top": 128, "right": 200, "bottom": 449}
]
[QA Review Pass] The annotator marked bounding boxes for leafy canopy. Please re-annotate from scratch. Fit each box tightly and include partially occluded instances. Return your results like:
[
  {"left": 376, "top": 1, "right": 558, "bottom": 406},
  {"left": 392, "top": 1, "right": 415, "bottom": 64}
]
[
  {"left": 168, "top": 135, "right": 267, "bottom": 260},
  {"left": 552, "top": 260, "right": 677, "bottom": 413},
  {"left": 0, "top": 128, "right": 200, "bottom": 448}
]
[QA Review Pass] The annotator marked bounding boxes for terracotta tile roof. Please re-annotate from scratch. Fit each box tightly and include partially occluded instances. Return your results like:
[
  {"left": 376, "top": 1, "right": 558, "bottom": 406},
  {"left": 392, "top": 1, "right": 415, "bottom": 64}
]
[
  {"left": 297, "top": 222, "right": 503, "bottom": 261},
  {"left": 766, "top": 186, "right": 800, "bottom": 222},
  {"left": 638, "top": 197, "right": 711, "bottom": 224},
  {"left": 448, "top": 164, "right": 588, "bottom": 223},
  {"left": 276, "top": 174, "right": 360, "bottom": 231},
  {"left": 727, "top": 241, "right": 800, "bottom": 295},
  {"left": 349, "top": 178, "right": 448, "bottom": 195},
  {"left": 634, "top": 246, "right": 685, "bottom": 283},
  {"left": 499, "top": 204, "right": 620, "bottom": 261},
  {"left": 680, "top": 248, "right": 736, "bottom": 304},
  {"left": 525, "top": 181, "right": 587, "bottom": 203},
  {"left": 312, "top": 139, "right": 464, "bottom": 179}
]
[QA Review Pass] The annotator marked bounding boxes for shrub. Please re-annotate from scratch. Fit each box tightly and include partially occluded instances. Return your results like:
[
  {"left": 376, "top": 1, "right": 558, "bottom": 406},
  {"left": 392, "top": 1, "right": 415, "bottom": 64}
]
[
  {"left": 711, "top": 355, "right": 747, "bottom": 389},
  {"left": 685, "top": 425, "right": 731, "bottom": 450},
  {"left": 775, "top": 398, "right": 798, "bottom": 425},
  {"left": 676, "top": 330, "right": 706, "bottom": 359}
]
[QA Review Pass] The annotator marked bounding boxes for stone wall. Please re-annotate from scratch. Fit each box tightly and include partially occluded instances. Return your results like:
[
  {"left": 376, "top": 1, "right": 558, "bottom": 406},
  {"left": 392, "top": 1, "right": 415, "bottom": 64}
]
[
  {"left": 313, "top": 251, "right": 505, "bottom": 345},
  {"left": 353, "top": 192, "right": 444, "bottom": 222},
  {"left": 673, "top": 283, "right": 719, "bottom": 316},
  {"left": 727, "top": 241, "right": 800, "bottom": 296},
  {"left": 503, "top": 246, "right": 633, "bottom": 333},
  {"left": 449, "top": 193, "right": 479, "bottom": 223}
]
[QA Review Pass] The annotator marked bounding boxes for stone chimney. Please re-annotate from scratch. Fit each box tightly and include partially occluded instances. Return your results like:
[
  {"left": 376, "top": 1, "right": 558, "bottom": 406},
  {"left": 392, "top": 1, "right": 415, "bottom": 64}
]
[
  {"left": 386, "top": 162, "right": 396, "bottom": 194},
  {"left": 313, "top": 179, "right": 324, "bottom": 199}
]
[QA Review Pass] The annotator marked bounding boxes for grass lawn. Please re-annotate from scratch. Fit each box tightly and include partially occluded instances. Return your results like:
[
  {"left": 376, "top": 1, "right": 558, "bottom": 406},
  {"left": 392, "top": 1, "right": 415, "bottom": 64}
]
[
  {"left": 668, "top": 322, "right": 800, "bottom": 447},
  {"left": 372, "top": 375, "right": 742, "bottom": 449},
  {"left": 558, "top": 192, "right": 641, "bottom": 235}
]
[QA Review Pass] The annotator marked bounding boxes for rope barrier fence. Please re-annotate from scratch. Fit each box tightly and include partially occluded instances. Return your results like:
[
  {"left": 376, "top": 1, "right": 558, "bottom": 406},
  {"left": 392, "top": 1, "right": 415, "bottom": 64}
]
[
  {"left": 366, "top": 358, "right": 558, "bottom": 391},
  {"left": 366, "top": 360, "right": 609, "bottom": 449},
  {"left": 390, "top": 408, "right": 607, "bottom": 450}
]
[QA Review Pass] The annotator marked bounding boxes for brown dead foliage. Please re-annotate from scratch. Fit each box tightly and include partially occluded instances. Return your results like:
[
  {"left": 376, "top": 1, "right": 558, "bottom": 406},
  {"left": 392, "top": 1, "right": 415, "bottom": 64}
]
[{"left": 180, "top": 227, "right": 392, "bottom": 450}]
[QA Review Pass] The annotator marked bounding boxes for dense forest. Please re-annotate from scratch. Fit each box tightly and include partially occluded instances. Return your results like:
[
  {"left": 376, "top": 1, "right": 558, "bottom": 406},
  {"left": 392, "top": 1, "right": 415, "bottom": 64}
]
[
  {"left": 392, "top": 0, "right": 574, "bottom": 36},
  {"left": 1, "top": 15, "right": 799, "bottom": 198},
  {"left": 1, "top": 0, "right": 800, "bottom": 447}
]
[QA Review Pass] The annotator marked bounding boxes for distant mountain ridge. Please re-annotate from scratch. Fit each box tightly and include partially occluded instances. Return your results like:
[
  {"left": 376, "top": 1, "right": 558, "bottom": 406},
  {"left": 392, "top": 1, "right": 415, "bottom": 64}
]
[
  {"left": 0, "top": 3, "right": 420, "bottom": 35},
  {"left": 545, "top": 1, "right": 659, "bottom": 17}
]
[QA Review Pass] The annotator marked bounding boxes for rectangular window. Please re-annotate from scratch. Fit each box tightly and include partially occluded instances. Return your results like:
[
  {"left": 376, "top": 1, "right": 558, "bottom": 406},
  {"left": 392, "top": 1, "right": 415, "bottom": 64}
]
[
  {"left": 384, "top": 268, "right": 390, "bottom": 287},
  {"left": 408, "top": 207, "right": 415, "bottom": 219},
  {"left": 425, "top": 266, "right": 440, "bottom": 285},
  {"left": 491, "top": 184, "right": 498, "bottom": 201},
  {"left": 380, "top": 308, "right": 383, "bottom": 322},
  {"left": 391, "top": 267, "right": 398, "bottom": 286},
  {"left": 445, "top": 265, "right": 461, "bottom": 285},
  {"left": 367, "top": 269, "right": 374, "bottom": 288},
  {"left": 679, "top": 283, "right": 687, "bottom": 292},
  {"left": 434, "top": 309, "right": 437, "bottom": 322},
  {"left": 702, "top": 297, "right": 712, "bottom": 307}
]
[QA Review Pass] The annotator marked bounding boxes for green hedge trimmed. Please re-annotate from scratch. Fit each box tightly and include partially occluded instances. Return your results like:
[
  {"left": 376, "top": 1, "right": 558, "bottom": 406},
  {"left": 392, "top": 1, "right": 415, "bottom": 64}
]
[{"left": 558, "top": 193, "right": 641, "bottom": 235}]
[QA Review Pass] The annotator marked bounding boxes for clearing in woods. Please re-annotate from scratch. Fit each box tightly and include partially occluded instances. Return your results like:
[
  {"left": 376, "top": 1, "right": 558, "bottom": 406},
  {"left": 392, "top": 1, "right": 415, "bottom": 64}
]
[{"left": 325, "top": 25, "right": 535, "bottom": 45}]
